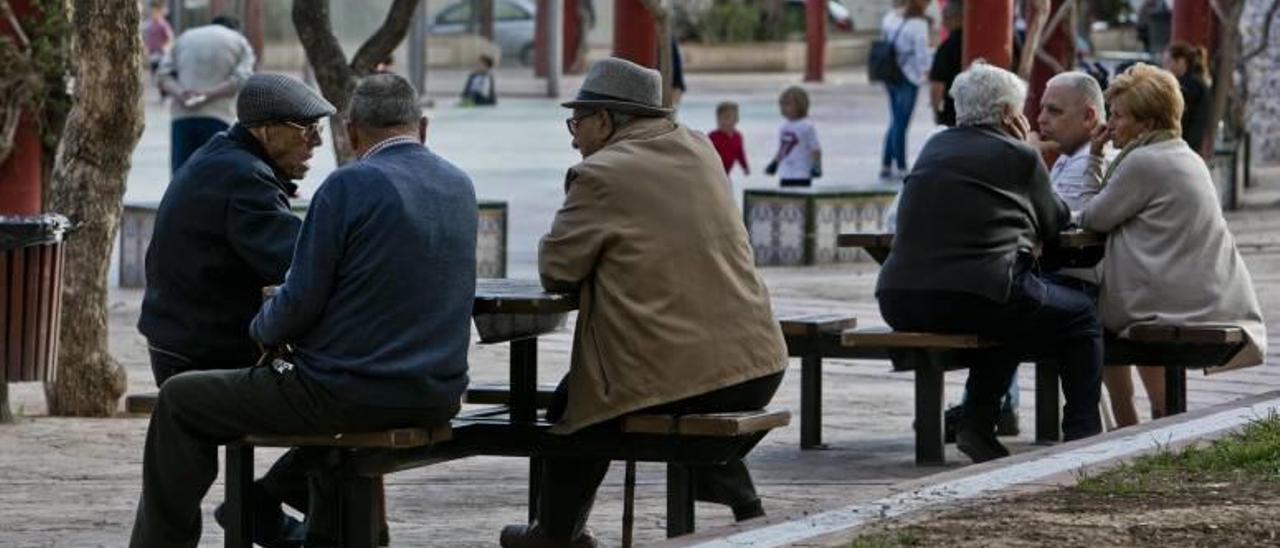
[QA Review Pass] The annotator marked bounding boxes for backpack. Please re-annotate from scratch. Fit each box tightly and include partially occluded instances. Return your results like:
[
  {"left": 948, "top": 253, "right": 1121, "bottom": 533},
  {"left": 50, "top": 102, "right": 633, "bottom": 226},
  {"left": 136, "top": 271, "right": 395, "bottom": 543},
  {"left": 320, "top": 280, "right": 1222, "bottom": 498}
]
[{"left": 868, "top": 20, "right": 907, "bottom": 85}]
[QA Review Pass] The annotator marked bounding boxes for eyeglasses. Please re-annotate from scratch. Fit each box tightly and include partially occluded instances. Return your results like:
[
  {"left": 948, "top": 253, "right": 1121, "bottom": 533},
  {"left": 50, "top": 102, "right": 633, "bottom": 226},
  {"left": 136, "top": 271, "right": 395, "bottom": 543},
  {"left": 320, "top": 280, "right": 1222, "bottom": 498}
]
[
  {"left": 281, "top": 120, "right": 324, "bottom": 139},
  {"left": 565, "top": 111, "right": 598, "bottom": 136}
]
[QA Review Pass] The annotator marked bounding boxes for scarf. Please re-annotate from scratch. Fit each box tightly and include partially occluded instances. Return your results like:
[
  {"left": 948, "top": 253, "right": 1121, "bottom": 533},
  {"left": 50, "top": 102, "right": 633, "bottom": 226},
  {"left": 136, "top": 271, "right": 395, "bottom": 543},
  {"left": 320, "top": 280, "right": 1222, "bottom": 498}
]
[{"left": 1100, "top": 129, "right": 1181, "bottom": 186}]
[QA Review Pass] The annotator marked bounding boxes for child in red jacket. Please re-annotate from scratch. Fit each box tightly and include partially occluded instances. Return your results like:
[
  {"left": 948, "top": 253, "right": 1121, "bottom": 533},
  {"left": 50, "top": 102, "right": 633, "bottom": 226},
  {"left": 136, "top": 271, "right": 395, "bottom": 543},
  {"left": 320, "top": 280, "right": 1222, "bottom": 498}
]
[{"left": 708, "top": 102, "right": 749, "bottom": 176}]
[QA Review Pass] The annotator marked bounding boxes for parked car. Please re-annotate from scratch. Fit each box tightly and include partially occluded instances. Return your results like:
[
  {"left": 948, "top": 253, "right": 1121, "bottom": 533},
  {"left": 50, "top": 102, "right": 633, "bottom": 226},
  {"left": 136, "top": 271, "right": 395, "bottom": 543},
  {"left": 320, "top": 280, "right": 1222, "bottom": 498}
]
[{"left": 429, "top": 0, "right": 538, "bottom": 66}]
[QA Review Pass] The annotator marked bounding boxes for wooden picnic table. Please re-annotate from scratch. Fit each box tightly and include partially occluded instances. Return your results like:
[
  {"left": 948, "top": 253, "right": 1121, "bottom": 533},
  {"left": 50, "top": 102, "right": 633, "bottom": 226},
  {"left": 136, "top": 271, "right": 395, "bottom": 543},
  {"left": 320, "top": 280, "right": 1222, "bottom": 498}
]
[
  {"left": 472, "top": 279, "right": 577, "bottom": 424},
  {"left": 837, "top": 230, "right": 1105, "bottom": 267}
]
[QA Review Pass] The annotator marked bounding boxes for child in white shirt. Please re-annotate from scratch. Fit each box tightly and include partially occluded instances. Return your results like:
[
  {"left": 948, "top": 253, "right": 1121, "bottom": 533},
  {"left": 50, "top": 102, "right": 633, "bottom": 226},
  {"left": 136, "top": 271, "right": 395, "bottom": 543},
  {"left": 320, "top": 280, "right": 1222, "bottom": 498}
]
[{"left": 765, "top": 86, "right": 822, "bottom": 187}]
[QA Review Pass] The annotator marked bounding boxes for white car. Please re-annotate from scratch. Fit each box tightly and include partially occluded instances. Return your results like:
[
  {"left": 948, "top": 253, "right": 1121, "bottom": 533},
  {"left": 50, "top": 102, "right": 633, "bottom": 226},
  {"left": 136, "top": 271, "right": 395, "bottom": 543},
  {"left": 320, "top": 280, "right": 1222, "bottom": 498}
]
[{"left": 430, "top": 0, "right": 538, "bottom": 66}]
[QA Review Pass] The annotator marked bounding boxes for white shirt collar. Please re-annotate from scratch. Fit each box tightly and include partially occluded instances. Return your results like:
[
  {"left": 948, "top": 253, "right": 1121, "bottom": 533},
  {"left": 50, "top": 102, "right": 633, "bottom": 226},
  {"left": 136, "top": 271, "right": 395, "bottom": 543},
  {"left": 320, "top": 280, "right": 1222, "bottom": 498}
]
[{"left": 360, "top": 136, "right": 421, "bottom": 160}]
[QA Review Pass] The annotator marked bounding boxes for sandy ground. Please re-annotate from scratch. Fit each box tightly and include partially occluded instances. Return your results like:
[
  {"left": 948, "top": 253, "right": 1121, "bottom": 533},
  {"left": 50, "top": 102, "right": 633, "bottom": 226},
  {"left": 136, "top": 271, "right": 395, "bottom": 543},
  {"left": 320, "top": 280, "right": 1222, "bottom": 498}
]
[{"left": 4, "top": 70, "right": 1280, "bottom": 547}]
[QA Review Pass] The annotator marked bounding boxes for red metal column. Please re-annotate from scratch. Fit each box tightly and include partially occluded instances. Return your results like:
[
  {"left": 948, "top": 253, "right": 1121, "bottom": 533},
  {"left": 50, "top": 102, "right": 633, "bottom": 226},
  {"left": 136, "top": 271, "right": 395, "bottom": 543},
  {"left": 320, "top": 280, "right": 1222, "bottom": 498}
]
[
  {"left": 805, "top": 0, "right": 826, "bottom": 82},
  {"left": 613, "top": 0, "right": 657, "bottom": 68},
  {"left": 1172, "top": 0, "right": 1214, "bottom": 48},
  {"left": 0, "top": 0, "right": 41, "bottom": 215},
  {"left": 962, "top": 0, "right": 1013, "bottom": 69},
  {"left": 563, "top": 0, "right": 582, "bottom": 71},
  {"left": 1025, "top": 0, "right": 1075, "bottom": 128},
  {"left": 535, "top": 0, "right": 549, "bottom": 76}
]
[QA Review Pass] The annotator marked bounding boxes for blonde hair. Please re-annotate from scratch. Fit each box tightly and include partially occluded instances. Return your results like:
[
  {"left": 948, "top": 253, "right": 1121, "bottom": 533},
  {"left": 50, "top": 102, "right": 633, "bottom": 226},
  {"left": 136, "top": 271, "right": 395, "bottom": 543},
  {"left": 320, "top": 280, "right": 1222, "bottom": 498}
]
[
  {"left": 1105, "top": 63, "right": 1183, "bottom": 133},
  {"left": 779, "top": 86, "right": 810, "bottom": 118}
]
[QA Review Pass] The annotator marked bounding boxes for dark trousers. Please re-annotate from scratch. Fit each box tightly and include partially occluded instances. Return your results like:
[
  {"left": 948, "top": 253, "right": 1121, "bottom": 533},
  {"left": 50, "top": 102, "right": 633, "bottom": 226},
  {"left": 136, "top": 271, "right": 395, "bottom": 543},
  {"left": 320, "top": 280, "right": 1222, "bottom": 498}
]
[
  {"left": 881, "top": 81, "right": 919, "bottom": 170},
  {"left": 128, "top": 364, "right": 458, "bottom": 548},
  {"left": 147, "top": 345, "right": 255, "bottom": 388},
  {"left": 878, "top": 268, "right": 1102, "bottom": 440},
  {"left": 535, "top": 372, "right": 784, "bottom": 540},
  {"left": 171, "top": 117, "right": 229, "bottom": 174}
]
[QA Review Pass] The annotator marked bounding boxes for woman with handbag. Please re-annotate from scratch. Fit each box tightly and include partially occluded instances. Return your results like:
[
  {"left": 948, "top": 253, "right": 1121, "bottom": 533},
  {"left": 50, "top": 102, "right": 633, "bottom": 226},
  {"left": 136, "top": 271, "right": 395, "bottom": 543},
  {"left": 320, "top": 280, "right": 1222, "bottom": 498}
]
[{"left": 878, "top": 0, "right": 932, "bottom": 181}]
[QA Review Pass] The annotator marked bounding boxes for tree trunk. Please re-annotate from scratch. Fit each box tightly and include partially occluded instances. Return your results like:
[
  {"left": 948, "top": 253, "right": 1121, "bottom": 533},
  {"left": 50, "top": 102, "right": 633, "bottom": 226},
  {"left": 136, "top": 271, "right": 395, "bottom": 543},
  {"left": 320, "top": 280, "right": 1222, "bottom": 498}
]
[
  {"left": 293, "top": 0, "right": 421, "bottom": 166},
  {"left": 0, "top": 383, "right": 13, "bottom": 423},
  {"left": 1206, "top": 0, "right": 1245, "bottom": 153},
  {"left": 43, "top": 0, "right": 144, "bottom": 416}
]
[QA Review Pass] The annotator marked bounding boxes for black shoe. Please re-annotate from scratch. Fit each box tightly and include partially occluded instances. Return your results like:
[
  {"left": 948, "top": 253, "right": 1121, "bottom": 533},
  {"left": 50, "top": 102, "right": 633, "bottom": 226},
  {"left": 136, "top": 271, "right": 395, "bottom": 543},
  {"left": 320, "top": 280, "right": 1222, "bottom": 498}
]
[
  {"left": 732, "top": 499, "right": 765, "bottom": 521},
  {"left": 943, "top": 404, "right": 962, "bottom": 443},
  {"left": 996, "top": 407, "right": 1021, "bottom": 437},
  {"left": 214, "top": 501, "right": 305, "bottom": 548},
  {"left": 956, "top": 428, "right": 1010, "bottom": 463},
  {"left": 499, "top": 523, "right": 598, "bottom": 548}
]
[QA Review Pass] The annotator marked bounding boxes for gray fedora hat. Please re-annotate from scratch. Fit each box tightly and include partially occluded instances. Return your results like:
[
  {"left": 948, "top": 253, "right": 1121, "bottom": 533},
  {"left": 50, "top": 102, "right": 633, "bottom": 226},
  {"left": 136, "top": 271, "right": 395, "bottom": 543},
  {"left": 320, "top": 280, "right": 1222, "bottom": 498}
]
[
  {"left": 562, "top": 57, "right": 673, "bottom": 117},
  {"left": 237, "top": 73, "right": 336, "bottom": 127}
]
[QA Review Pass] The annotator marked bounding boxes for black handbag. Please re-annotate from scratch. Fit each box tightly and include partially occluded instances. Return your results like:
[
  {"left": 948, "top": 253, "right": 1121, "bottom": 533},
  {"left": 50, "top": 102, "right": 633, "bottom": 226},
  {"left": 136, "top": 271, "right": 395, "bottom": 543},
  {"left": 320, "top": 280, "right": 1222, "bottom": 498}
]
[{"left": 868, "top": 20, "right": 908, "bottom": 85}]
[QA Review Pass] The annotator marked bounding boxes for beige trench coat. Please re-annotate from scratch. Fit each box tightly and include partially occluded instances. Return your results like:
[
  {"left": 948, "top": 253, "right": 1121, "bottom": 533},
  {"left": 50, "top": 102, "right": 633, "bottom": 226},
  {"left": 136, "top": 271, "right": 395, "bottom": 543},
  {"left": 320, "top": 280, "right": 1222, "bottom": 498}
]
[
  {"left": 1080, "top": 139, "right": 1267, "bottom": 372},
  {"left": 539, "top": 118, "right": 788, "bottom": 434}
]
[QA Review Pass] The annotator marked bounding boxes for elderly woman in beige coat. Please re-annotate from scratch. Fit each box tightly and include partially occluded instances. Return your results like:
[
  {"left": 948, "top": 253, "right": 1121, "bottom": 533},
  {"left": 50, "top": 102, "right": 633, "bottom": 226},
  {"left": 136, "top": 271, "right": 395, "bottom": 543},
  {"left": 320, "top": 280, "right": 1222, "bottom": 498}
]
[{"left": 1079, "top": 64, "right": 1267, "bottom": 428}]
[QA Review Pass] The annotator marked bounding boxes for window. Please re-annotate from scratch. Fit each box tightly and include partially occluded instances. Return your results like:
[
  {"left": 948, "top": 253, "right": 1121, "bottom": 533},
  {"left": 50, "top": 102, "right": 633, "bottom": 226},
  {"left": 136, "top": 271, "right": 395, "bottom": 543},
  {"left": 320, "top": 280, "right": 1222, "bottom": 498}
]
[
  {"left": 438, "top": 3, "right": 472, "bottom": 25},
  {"left": 495, "top": 0, "right": 530, "bottom": 21}
]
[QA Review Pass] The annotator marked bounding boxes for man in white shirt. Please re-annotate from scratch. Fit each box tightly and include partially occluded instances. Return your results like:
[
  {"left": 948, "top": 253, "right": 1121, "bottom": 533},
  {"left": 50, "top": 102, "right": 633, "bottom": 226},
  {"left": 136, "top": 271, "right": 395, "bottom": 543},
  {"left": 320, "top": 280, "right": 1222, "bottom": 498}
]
[
  {"left": 158, "top": 16, "right": 256, "bottom": 173},
  {"left": 1037, "top": 72, "right": 1108, "bottom": 211}
]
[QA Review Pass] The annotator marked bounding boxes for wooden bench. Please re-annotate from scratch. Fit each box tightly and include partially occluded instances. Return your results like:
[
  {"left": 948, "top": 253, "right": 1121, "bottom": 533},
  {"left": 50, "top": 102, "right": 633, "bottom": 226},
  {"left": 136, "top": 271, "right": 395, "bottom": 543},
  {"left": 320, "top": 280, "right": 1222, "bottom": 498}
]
[
  {"left": 124, "top": 391, "right": 158, "bottom": 414},
  {"left": 777, "top": 313, "right": 860, "bottom": 449},
  {"left": 841, "top": 325, "right": 1249, "bottom": 465},
  {"left": 223, "top": 425, "right": 453, "bottom": 548},
  {"left": 617, "top": 409, "right": 790, "bottom": 545},
  {"left": 464, "top": 382, "right": 557, "bottom": 408},
  {"left": 842, "top": 327, "right": 999, "bottom": 465},
  {"left": 1034, "top": 325, "right": 1248, "bottom": 438}
]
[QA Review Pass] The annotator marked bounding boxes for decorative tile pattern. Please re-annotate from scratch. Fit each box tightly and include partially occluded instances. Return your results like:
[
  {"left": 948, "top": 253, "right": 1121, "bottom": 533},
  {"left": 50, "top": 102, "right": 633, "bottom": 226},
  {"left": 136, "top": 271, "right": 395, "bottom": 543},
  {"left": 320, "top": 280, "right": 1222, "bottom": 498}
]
[
  {"left": 744, "top": 188, "right": 897, "bottom": 266},
  {"left": 1243, "top": 0, "right": 1280, "bottom": 162},
  {"left": 477, "top": 203, "right": 507, "bottom": 279}
]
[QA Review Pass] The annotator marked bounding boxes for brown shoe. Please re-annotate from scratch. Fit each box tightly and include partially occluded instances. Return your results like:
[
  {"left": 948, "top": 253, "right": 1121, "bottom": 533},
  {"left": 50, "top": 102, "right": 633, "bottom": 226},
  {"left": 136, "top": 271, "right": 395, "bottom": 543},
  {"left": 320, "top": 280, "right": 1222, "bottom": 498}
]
[{"left": 499, "top": 524, "right": 598, "bottom": 548}]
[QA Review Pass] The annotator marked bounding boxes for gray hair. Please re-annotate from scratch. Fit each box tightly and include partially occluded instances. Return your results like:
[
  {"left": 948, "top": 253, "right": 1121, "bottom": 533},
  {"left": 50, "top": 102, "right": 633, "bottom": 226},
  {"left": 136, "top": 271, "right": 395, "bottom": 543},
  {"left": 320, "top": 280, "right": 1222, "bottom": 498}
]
[
  {"left": 951, "top": 63, "right": 1028, "bottom": 127},
  {"left": 1046, "top": 71, "right": 1106, "bottom": 123},
  {"left": 349, "top": 73, "right": 420, "bottom": 129}
]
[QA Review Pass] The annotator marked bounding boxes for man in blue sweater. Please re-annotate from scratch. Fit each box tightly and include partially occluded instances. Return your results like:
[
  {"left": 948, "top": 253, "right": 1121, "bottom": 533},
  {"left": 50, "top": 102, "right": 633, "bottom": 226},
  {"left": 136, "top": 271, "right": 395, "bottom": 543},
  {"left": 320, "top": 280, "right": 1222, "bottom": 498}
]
[{"left": 130, "top": 74, "right": 477, "bottom": 548}]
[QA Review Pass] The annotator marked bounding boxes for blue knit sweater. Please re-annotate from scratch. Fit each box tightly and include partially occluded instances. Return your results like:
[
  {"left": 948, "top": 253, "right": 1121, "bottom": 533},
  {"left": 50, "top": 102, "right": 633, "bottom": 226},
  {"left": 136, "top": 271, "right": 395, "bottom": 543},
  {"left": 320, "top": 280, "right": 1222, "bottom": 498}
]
[{"left": 251, "top": 142, "right": 477, "bottom": 408}]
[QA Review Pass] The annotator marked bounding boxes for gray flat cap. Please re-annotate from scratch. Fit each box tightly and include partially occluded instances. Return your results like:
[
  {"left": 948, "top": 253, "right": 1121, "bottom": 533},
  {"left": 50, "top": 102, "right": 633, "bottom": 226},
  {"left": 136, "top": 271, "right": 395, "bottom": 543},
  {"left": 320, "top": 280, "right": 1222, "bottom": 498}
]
[
  {"left": 237, "top": 73, "right": 336, "bottom": 126},
  {"left": 562, "top": 57, "right": 672, "bottom": 117}
]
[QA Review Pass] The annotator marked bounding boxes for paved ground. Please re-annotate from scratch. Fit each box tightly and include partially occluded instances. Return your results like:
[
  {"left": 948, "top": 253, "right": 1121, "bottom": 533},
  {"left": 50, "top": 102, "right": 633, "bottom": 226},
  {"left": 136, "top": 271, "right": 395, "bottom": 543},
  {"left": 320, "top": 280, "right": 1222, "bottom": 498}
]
[{"left": 3, "top": 69, "right": 1279, "bottom": 547}]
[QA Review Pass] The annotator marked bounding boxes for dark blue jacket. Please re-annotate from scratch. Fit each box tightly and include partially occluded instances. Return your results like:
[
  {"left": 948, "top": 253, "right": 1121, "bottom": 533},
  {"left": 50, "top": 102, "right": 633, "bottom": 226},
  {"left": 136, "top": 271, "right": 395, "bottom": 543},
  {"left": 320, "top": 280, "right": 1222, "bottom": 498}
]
[
  {"left": 251, "top": 142, "right": 477, "bottom": 408},
  {"left": 139, "top": 124, "right": 301, "bottom": 366}
]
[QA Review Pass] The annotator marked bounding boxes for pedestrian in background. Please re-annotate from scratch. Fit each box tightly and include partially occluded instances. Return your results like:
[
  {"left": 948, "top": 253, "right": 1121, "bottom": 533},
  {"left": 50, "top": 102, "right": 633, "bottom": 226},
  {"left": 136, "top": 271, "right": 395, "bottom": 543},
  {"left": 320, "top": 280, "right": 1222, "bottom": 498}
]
[
  {"left": 141, "top": 0, "right": 173, "bottom": 80},
  {"left": 158, "top": 15, "right": 256, "bottom": 173},
  {"left": 709, "top": 101, "right": 749, "bottom": 178},
  {"left": 928, "top": 0, "right": 963, "bottom": 127},
  {"left": 1163, "top": 41, "right": 1211, "bottom": 154},
  {"left": 879, "top": 0, "right": 932, "bottom": 180},
  {"left": 765, "top": 86, "right": 821, "bottom": 187}
]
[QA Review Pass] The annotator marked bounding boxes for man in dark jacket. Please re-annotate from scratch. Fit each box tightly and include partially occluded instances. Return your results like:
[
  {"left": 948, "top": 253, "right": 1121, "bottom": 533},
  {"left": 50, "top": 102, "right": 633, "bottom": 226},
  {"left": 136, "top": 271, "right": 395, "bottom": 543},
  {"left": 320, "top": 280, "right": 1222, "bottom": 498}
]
[
  {"left": 876, "top": 63, "right": 1102, "bottom": 463},
  {"left": 130, "top": 74, "right": 477, "bottom": 547},
  {"left": 138, "top": 73, "right": 333, "bottom": 387}
]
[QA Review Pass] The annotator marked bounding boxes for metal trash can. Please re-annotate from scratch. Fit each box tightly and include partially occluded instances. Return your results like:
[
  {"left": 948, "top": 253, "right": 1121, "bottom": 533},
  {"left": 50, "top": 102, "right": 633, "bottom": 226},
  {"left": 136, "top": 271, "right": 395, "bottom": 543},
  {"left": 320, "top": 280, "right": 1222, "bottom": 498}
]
[{"left": 1, "top": 214, "right": 70, "bottom": 383}]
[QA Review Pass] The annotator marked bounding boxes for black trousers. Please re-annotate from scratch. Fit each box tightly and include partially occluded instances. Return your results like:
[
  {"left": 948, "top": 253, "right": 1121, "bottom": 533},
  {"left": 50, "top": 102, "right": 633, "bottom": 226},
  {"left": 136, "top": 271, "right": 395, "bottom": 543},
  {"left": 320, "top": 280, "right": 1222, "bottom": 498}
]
[
  {"left": 535, "top": 372, "right": 784, "bottom": 540},
  {"left": 128, "top": 364, "right": 458, "bottom": 548},
  {"left": 147, "top": 345, "right": 256, "bottom": 388},
  {"left": 878, "top": 268, "right": 1103, "bottom": 441}
]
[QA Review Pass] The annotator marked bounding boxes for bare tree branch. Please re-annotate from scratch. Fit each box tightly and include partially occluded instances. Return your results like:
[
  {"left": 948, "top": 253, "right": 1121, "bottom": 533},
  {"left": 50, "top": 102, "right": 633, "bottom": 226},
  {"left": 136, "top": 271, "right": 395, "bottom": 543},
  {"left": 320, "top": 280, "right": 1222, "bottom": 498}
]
[
  {"left": 350, "top": 0, "right": 421, "bottom": 75},
  {"left": 1018, "top": 0, "right": 1050, "bottom": 79},
  {"left": 1243, "top": 0, "right": 1280, "bottom": 62}
]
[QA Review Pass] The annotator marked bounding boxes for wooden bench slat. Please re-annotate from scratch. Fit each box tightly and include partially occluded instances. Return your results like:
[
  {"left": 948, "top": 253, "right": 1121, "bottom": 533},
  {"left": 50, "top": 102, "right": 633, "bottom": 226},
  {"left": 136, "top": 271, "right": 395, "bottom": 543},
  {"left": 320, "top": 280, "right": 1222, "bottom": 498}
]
[
  {"left": 620, "top": 409, "right": 791, "bottom": 437},
  {"left": 1127, "top": 325, "right": 1245, "bottom": 345},
  {"left": 125, "top": 392, "right": 158, "bottom": 414},
  {"left": 841, "top": 326, "right": 995, "bottom": 349},
  {"left": 244, "top": 425, "right": 452, "bottom": 449},
  {"left": 778, "top": 314, "right": 858, "bottom": 337},
  {"left": 464, "top": 382, "right": 558, "bottom": 406}
]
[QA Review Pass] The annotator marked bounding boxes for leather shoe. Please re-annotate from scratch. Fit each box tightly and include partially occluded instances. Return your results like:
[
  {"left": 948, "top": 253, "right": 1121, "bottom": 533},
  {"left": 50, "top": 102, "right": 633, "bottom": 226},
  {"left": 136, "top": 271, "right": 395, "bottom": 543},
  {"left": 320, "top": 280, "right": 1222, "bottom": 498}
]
[
  {"left": 499, "top": 524, "right": 598, "bottom": 548},
  {"left": 956, "top": 428, "right": 1010, "bottom": 463}
]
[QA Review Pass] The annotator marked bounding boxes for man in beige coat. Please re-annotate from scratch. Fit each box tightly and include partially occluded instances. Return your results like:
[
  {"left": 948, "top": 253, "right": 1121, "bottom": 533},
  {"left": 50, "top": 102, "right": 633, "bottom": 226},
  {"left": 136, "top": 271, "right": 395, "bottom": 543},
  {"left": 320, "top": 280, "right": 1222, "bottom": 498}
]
[{"left": 500, "top": 58, "right": 788, "bottom": 548}]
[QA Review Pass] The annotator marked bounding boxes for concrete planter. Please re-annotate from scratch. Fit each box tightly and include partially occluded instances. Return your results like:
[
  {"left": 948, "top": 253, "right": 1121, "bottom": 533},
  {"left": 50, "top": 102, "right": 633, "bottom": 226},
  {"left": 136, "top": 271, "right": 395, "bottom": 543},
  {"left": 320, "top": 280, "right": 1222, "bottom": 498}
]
[
  {"left": 743, "top": 186, "right": 897, "bottom": 266},
  {"left": 118, "top": 200, "right": 508, "bottom": 288},
  {"left": 680, "top": 38, "right": 870, "bottom": 72}
]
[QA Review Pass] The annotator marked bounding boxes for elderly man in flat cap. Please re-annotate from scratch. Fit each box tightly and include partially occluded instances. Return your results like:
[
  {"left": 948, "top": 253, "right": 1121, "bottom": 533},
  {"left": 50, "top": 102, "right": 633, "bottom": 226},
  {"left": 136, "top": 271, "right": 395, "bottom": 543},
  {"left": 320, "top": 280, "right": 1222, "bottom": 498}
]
[
  {"left": 130, "top": 73, "right": 476, "bottom": 547},
  {"left": 140, "top": 73, "right": 333, "bottom": 389},
  {"left": 130, "top": 73, "right": 334, "bottom": 547},
  {"left": 501, "top": 57, "right": 788, "bottom": 548}
]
